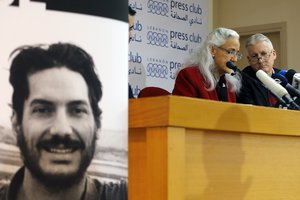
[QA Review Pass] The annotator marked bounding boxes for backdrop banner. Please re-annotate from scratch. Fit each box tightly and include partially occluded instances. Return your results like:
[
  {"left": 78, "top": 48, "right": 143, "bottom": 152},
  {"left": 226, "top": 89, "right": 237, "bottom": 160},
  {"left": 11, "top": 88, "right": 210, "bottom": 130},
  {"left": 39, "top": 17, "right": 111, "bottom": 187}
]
[{"left": 129, "top": 0, "right": 209, "bottom": 97}]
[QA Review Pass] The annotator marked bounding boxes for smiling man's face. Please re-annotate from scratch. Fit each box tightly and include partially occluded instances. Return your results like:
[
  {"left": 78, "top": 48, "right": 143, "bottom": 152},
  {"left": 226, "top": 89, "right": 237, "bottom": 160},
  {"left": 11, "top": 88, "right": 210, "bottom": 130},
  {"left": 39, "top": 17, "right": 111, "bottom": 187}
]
[{"left": 17, "top": 67, "right": 97, "bottom": 187}]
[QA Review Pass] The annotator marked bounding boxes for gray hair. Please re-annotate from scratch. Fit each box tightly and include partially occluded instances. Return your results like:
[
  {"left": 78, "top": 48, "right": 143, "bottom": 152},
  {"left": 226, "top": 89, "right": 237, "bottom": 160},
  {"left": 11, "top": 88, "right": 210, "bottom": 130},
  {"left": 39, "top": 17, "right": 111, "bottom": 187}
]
[
  {"left": 245, "top": 33, "right": 273, "bottom": 49},
  {"left": 225, "top": 72, "right": 242, "bottom": 93},
  {"left": 185, "top": 27, "right": 240, "bottom": 91}
]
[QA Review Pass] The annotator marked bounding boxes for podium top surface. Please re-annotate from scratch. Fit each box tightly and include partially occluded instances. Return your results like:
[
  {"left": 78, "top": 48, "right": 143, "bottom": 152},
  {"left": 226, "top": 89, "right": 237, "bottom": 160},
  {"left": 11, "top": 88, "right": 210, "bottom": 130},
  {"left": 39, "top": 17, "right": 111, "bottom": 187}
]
[{"left": 129, "top": 95, "right": 300, "bottom": 136}]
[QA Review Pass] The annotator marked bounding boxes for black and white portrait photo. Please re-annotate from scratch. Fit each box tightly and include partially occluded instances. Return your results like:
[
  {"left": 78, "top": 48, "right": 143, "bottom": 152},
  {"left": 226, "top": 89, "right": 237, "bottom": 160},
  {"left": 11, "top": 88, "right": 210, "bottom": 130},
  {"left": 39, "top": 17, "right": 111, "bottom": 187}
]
[{"left": 0, "top": 1, "right": 128, "bottom": 199}]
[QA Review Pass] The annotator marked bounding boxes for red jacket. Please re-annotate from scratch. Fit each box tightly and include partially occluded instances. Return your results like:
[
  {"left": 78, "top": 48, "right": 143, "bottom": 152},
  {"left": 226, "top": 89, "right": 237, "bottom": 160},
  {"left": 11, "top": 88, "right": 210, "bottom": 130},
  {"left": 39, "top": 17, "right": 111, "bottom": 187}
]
[{"left": 172, "top": 66, "right": 236, "bottom": 102}]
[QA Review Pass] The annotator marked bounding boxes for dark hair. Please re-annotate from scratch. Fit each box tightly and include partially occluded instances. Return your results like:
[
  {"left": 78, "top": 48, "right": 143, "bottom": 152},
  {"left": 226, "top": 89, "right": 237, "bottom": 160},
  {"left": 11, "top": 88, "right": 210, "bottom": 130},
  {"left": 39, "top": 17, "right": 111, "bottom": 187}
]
[
  {"left": 9, "top": 43, "right": 102, "bottom": 128},
  {"left": 128, "top": 5, "right": 136, "bottom": 16}
]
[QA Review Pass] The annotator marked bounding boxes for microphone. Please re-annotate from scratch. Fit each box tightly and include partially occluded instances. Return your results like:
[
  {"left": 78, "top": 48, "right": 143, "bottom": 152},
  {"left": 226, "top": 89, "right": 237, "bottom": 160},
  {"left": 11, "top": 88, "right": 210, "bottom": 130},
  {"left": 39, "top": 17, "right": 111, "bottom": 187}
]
[
  {"left": 272, "top": 72, "right": 300, "bottom": 99},
  {"left": 293, "top": 73, "right": 300, "bottom": 89},
  {"left": 280, "top": 69, "right": 300, "bottom": 89},
  {"left": 256, "top": 70, "right": 300, "bottom": 110},
  {"left": 284, "top": 69, "right": 296, "bottom": 84},
  {"left": 226, "top": 61, "right": 238, "bottom": 71},
  {"left": 279, "top": 70, "right": 287, "bottom": 76},
  {"left": 285, "top": 69, "right": 300, "bottom": 90}
]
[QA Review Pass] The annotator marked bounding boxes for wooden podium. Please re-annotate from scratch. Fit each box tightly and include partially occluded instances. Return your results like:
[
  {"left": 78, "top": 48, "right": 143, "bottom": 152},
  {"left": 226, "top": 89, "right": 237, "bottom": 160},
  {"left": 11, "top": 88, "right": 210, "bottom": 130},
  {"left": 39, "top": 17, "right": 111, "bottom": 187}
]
[{"left": 129, "top": 96, "right": 300, "bottom": 200}]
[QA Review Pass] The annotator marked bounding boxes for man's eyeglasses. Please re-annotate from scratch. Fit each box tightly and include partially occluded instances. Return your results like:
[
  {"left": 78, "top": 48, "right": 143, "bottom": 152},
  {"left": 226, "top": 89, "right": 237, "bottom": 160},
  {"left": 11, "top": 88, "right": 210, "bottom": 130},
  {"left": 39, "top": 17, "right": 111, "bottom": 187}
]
[
  {"left": 249, "top": 50, "right": 273, "bottom": 64},
  {"left": 217, "top": 46, "right": 242, "bottom": 60}
]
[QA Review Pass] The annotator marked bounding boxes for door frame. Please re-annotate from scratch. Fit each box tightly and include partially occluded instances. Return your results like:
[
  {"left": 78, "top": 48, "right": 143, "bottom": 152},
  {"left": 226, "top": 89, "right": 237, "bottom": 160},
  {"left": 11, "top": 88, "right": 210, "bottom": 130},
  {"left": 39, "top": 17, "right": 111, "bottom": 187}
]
[{"left": 233, "top": 22, "right": 287, "bottom": 68}]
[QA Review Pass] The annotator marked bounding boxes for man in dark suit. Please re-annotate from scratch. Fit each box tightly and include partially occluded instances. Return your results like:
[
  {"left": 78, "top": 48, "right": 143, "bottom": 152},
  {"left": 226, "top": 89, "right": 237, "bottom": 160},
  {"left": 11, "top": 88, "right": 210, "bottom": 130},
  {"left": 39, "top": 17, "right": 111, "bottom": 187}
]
[{"left": 237, "top": 33, "right": 280, "bottom": 107}]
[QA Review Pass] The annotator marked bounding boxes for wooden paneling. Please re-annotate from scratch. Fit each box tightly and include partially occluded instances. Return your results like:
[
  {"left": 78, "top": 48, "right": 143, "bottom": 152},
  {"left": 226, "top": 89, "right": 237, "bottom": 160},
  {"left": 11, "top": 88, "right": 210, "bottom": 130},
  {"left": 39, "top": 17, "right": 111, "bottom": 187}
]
[{"left": 129, "top": 96, "right": 300, "bottom": 200}]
